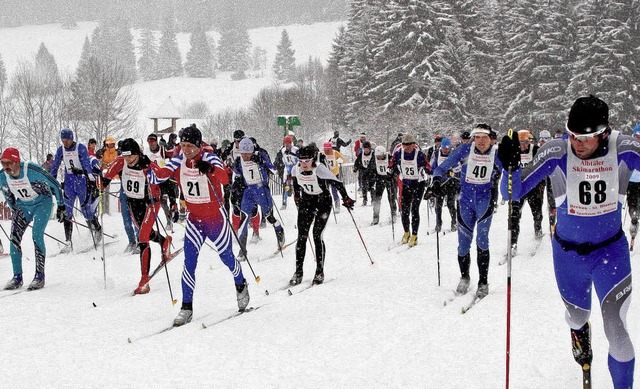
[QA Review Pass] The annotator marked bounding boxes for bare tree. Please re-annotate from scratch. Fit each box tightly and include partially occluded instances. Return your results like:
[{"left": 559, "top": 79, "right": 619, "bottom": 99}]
[
  {"left": 70, "top": 56, "right": 140, "bottom": 142},
  {"left": 0, "top": 96, "right": 14, "bottom": 151}
]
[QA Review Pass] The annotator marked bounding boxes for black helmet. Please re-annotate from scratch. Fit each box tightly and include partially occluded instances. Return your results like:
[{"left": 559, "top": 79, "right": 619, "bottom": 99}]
[
  {"left": 297, "top": 145, "right": 316, "bottom": 160},
  {"left": 120, "top": 138, "right": 142, "bottom": 156},
  {"left": 567, "top": 95, "right": 609, "bottom": 134},
  {"left": 334, "top": 130, "right": 339, "bottom": 137},
  {"left": 180, "top": 124, "right": 202, "bottom": 148}
]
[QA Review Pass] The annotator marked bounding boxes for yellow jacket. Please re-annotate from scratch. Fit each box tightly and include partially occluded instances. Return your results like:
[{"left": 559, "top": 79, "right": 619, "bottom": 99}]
[{"left": 323, "top": 150, "right": 345, "bottom": 176}]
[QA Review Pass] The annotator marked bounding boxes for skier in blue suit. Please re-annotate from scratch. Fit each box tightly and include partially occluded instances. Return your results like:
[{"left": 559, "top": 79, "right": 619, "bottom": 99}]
[
  {"left": 0, "top": 148, "right": 65, "bottom": 291},
  {"left": 498, "top": 95, "right": 636, "bottom": 389},
  {"left": 49, "top": 128, "right": 102, "bottom": 251},
  {"left": 432, "top": 124, "right": 503, "bottom": 300},
  {"left": 233, "top": 138, "right": 285, "bottom": 260}
]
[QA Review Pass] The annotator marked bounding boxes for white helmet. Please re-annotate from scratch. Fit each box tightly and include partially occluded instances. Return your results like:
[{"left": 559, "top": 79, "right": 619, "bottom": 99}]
[
  {"left": 238, "top": 138, "right": 254, "bottom": 153},
  {"left": 374, "top": 145, "right": 386, "bottom": 156}
]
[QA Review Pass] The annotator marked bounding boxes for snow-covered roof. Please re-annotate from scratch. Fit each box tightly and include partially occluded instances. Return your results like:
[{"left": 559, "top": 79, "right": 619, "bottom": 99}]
[{"left": 149, "top": 97, "right": 181, "bottom": 119}]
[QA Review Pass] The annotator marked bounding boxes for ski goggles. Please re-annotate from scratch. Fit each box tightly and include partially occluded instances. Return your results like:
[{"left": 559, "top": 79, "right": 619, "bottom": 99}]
[
  {"left": 299, "top": 158, "right": 313, "bottom": 164},
  {"left": 566, "top": 125, "right": 609, "bottom": 141}
]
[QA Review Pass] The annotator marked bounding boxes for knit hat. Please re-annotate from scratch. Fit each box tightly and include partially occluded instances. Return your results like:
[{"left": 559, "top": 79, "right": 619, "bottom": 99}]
[
  {"left": 60, "top": 128, "right": 74, "bottom": 140},
  {"left": 323, "top": 141, "right": 333, "bottom": 150},
  {"left": 233, "top": 130, "right": 245, "bottom": 141},
  {"left": 119, "top": 138, "right": 142, "bottom": 156},
  {"left": 402, "top": 134, "right": 416, "bottom": 144},
  {"left": 180, "top": 125, "right": 203, "bottom": 148},
  {"left": 284, "top": 136, "right": 293, "bottom": 144},
  {"left": 0, "top": 148, "right": 20, "bottom": 163},
  {"left": 238, "top": 138, "right": 255, "bottom": 153},
  {"left": 440, "top": 138, "right": 452, "bottom": 149},
  {"left": 518, "top": 130, "right": 531, "bottom": 142}
]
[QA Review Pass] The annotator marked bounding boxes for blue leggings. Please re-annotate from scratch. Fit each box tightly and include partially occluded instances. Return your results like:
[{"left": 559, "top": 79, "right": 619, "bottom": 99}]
[
  {"left": 553, "top": 235, "right": 634, "bottom": 388},
  {"left": 181, "top": 215, "right": 244, "bottom": 303},
  {"left": 10, "top": 199, "right": 52, "bottom": 276},
  {"left": 456, "top": 192, "right": 493, "bottom": 256}
]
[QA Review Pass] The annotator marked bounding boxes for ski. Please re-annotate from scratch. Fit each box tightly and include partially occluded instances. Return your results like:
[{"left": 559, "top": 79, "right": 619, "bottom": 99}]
[
  {"left": 271, "top": 239, "right": 298, "bottom": 256},
  {"left": 427, "top": 228, "right": 454, "bottom": 236},
  {"left": 127, "top": 322, "right": 177, "bottom": 343},
  {"left": 201, "top": 307, "right": 259, "bottom": 329},
  {"left": 148, "top": 248, "right": 184, "bottom": 279},
  {"left": 0, "top": 289, "right": 26, "bottom": 299},
  {"left": 75, "top": 239, "right": 118, "bottom": 254}
]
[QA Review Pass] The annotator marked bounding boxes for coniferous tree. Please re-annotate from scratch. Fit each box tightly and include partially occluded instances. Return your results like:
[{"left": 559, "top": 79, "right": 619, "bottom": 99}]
[
  {"left": 185, "top": 25, "right": 214, "bottom": 78},
  {"left": 326, "top": 26, "right": 349, "bottom": 128},
  {"left": 112, "top": 18, "right": 138, "bottom": 83},
  {"left": 252, "top": 46, "right": 267, "bottom": 71},
  {"left": 217, "top": 10, "right": 251, "bottom": 79},
  {"left": 35, "top": 43, "right": 61, "bottom": 86},
  {"left": 273, "top": 29, "right": 296, "bottom": 81},
  {"left": 138, "top": 29, "right": 158, "bottom": 81},
  {"left": 78, "top": 36, "right": 93, "bottom": 71},
  {"left": 0, "top": 53, "right": 6, "bottom": 95},
  {"left": 156, "top": 14, "right": 183, "bottom": 79}
]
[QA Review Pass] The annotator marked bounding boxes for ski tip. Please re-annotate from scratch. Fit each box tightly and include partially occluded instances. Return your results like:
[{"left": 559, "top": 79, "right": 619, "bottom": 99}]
[
  {"left": 127, "top": 338, "right": 133, "bottom": 344},
  {"left": 287, "top": 289, "right": 293, "bottom": 296},
  {"left": 201, "top": 323, "right": 207, "bottom": 329},
  {"left": 265, "top": 290, "right": 270, "bottom": 296},
  {"left": 92, "top": 302, "right": 97, "bottom": 307}
]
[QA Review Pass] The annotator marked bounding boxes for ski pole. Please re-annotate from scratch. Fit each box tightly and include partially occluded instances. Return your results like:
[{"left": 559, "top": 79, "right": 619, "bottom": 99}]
[
  {"left": 147, "top": 182, "right": 177, "bottom": 305},
  {"left": 346, "top": 207, "right": 374, "bottom": 265},
  {"left": 205, "top": 176, "right": 263, "bottom": 287},
  {"left": 505, "top": 130, "right": 514, "bottom": 389},
  {"left": 436, "top": 230, "right": 441, "bottom": 286},
  {"left": 99, "top": 188, "right": 107, "bottom": 289}
]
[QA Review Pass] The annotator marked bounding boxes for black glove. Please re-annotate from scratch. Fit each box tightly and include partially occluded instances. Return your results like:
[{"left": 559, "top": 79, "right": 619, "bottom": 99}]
[
  {"left": 56, "top": 205, "right": 66, "bottom": 223},
  {"left": 71, "top": 167, "right": 84, "bottom": 175},
  {"left": 342, "top": 196, "right": 355, "bottom": 210},
  {"left": 497, "top": 133, "right": 521, "bottom": 170},
  {"left": 171, "top": 209, "right": 179, "bottom": 223},
  {"left": 196, "top": 160, "right": 213, "bottom": 174},
  {"left": 430, "top": 177, "right": 444, "bottom": 197}
]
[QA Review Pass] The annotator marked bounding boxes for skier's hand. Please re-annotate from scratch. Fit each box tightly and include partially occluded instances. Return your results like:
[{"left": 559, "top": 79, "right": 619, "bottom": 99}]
[
  {"left": 196, "top": 160, "right": 213, "bottom": 175},
  {"left": 342, "top": 196, "right": 355, "bottom": 211},
  {"left": 171, "top": 209, "right": 179, "bottom": 223},
  {"left": 497, "top": 131, "right": 521, "bottom": 170},
  {"left": 56, "top": 205, "right": 66, "bottom": 223},
  {"left": 430, "top": 177, "right": 444, "bottom": 197}
]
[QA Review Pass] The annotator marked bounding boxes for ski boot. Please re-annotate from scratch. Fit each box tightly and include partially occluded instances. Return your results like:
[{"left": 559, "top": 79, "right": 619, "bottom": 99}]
[
  {"left": 4, "top": 274, "right": 23, "bottom": 290},
  {"left": 289, "top": 272, "right": 303, "bottom": 286},
  {"left": 123, "top": 242, "right": 136, "bottom": 254},
  {"left": 571, "top": 322, "right": 593, "bottom": 368},
  {"left": 173, "top": 309, "right": 193, "bottom": 327},
  {"left": 476, "top": 283, "right": 489, "bottom": 299},
  {"left": 134, "top": 276, "right": 150, "bottom": 295},
  {"left": 401, "top": 232, "right": 410, "bottom": 244},
  {"left": 534, "top": 229, "right": 543, "bottom": 240},
  {"left": 280, "top": 203, "right": 287, "bottom": 210},
  {"left": 60, "top": 242, "right": 73, "bottom": 254},
  {"left": 250, "top": 231, "right": 261, "bottom": 244},
  {"left": 450, "top": 222, "right": 457, "bottom": 232},
  {"left": 312, "top": 271, "right": 324, "bottom": 285},
  {"left": 456, "top": 276, "right": 470, "bottom": 295},
  {"left": 235, "top": 279, "right": 250, "bottom": 311},
  {"left": 27, "top": 273, "right": 45, "bottom": 291},
  {"left": 408, "top": 234, "right": 418, "bottom": 247},
  {"left": 237, "top": 251, "right": 247, "bottom": 262}
]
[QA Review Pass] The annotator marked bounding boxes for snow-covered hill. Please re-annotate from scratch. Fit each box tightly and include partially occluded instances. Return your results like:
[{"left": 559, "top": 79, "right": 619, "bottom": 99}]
[{"left": 0, "top": 187, "right": 635, "bottom": 388}]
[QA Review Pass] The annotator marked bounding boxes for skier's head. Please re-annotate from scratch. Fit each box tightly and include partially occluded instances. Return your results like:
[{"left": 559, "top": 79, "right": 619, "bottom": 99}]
[
  {"left": 60, "top": 128, "right": 74, "bottom": 148},
  {"left": 518, "top": 130, "right": 531, "bottom": 150},
  {"left": 180, "top": 124, "right": 203, "bottom": 160},
  {"left": 120, "top": 138, "right": 142, "bottom": 166},
  {"left": 362, "top": 141, "right": 372, "bottom": 154},
  {"left": 238, "top": 138, "right": 255, "bottom": 160},
  {"left": 539, "top": 130, "right": 551, "bottom": 143},
  {"left": 233, "top": 130, "right": 245, "bottom": 144},
  {"left": 359, "top": 132, "right": 367, "bottom": 141},
  {"left": 0, "top": 148, "right": 21, "bottom": 177},
  {"left": 471, "top": 124, "right": 492, "bottom": 152},
  {"left": 297, "top": 145, "right": 316, "bottom": 171},
  {"left": 461, "top": 131, "right": 472, "bottom": 143},
  {"left": 440, "top": 137, "right": 452, "bottom": 151},
  {"left": 284, "top": 135, "right": 293, "bottom": 145},
  {"left": 566, "top": 95, "right": 611, "bottom": 159},
  {"left": 374, "top": 145, "right": 387, "bottom": 159},
  {"left": 434, "top": 135, "right": 443, "bottom": 144},
  {"left": 323, "top": 141, "right": 333, "bottom": 154},
  {"left": 334, "top": 130, "right": 339, "bottom": 137},
  {"left": 567, "top": 95, "right": 609, "bottom": 136}
]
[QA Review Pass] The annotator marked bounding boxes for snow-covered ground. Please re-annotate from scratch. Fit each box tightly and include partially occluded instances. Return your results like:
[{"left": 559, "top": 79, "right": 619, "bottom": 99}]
[{"left": 1, "top": 186, "right": 636, "bottom": 388}]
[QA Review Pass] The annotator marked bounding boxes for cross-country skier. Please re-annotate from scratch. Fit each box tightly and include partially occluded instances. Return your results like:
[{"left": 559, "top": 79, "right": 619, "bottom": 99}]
[
  {"left": 321, "top": 142, "right": 346, "bottom": 213},
  {"left": 150, "top": 125, "right": 249, "bottom": 326},
  {"left": 389, "top": 133, "right": 430, "bottom": 247},
  {"left": 329, "top": 130, "right": 351, "bottom": 152},
  {"left": 49, "top": 128, "right": 102, "bottom": 251},
  {"left": 274, "top": 136, "right": 298, "bottom": 210},
  {"left": 233, "top": 138, "right": 285, "bottom": 260},
  {"left": 498, "top": 95, "right": 636, "bottom": 388},
  {"left": 428, "top": 137, "right": 460, "bottom": 233},
  {"left": 537, "top": 130, "right": 557, "bottom": 235},
  {"left": 290, "top": 146, "right": 354, "bottom": 285},
  {"left": 146, "top": 133, "right": 179, "bottom": 232},
  {"left": 102, "top": 139, "right": 173, "bottom": 295},
  {"left": 0, "top": 148, "right": 65, "bottom": 290},
  {"left": 432, "top": 124, "right": 503, "bottom": 299},
  {"left": 353, "top": 140, "right": 375, "bottom": 206},
  {"left": 370, "top": 146, "right": 396, "bottom": 225}
]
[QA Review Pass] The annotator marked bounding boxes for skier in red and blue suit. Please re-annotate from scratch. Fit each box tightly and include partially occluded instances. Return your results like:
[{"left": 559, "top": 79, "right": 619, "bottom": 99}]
[
  {"left": 149, "top": 124, "right": 249, "bottom": 327},
  {"left": 498, "top": 95, "right": 636, "bottom": 389}
]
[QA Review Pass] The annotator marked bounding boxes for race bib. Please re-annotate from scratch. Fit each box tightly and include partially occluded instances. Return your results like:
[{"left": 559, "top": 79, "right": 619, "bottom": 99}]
[
  {"left": 180, "top": 160, "right": 211, "bottom": 204},
  {"left": 122, "top": 165, "right": 146, "bottom": 199},
  {"left": 6, "top": 164, "right": 38, "bottom": 201},
  {"left": 400, "top": 150, "right": 419, "bottom": 180},
  {"left": 241, "top": 159, "right": 262, "bottom": 185},
  {"left": 566, "top": 131, "right": 619, "bottom": 217},
  {"left": 296, "top": 168, "right": 323, "bottom": 195},
  {"left": 465, "top": 144, "right": 495, "bottom": 185},
  {"left": 63, "top": 148, "right": 81, "bottom": 172}
]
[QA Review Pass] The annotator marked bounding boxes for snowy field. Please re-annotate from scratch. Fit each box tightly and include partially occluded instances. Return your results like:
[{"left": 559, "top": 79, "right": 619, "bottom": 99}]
[{"left": 1, "top": 186, "right": 637, "bottom": 389}]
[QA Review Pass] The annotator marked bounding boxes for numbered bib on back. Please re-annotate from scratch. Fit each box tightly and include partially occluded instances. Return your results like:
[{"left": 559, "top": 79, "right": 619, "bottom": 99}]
[
  {"left": 326, "top": 154, "right": 337, "bottom": 171},
  {"left": 63, "top": 148, "right": 81, "bottom": 172},
  {"left": 566, "top": 131, "right": 619, "bottom": 217},
  {"left": 147, "top": 149, "right": 165, "bottom": 167},
  {"left": 241, "top": 159, "right": 262, "bottom": 185},
  {"left": 6, "top": 163, "right": 38, "bottom": 201},
  {"left": 180, "top": 159, "right": 211, "bottom": 204},
  {"left": 284, "top": 153, "right": 296, "bottom": 165},
  {"left": 465, "top": 144, "right": 495, "bottom": 185},
  {"left": 296, "top": 167, "right": 323, "bottom": 195},
  {"left": 400, "top": 149, "right": 420, "bottom": 180},
  {"left": 520, "top": 147, "right": 534, "bottom": 166},
  {"left": 122, "top": 165, "right": 146, "bottom": 199},
  {"left": 362, "top": 153, "right": 372, "bottom": 168}
]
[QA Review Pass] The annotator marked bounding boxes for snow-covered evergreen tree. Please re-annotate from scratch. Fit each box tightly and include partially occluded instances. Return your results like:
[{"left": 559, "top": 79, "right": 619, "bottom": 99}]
[
  {"left": 185, "top": 25, "right": 214, "bottom": 78},
  {"left": 273, "top": 29, "right": 296, "bottom": 81},
  {"left": 137, "top": 29, "right": 158, "bottom": 81},
  {"left": 156, "top": 14, "right": 183, "bottom": 79},
  {"left": 326, "top": 26, "right": 349, "bottom": 129},
  {"left": 252, "top": 46, "right": 267, "bottom": 71},
  {"left": 217, "top": 10, "right": 252, "bottom": 79},
  {"left": 0, "top": 53, "right": 6, "bottom": 95}
]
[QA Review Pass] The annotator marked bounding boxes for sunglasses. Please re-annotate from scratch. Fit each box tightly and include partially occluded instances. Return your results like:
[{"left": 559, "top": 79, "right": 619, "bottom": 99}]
[
  {"left": 567, "top": 125, "right": 608, "bottom": 142},
  {"left": 401, "top": 142, "right": 414, "bottom": 146},
  {"left": 299, "top": 158, "right": 313, "bottom": 163}
]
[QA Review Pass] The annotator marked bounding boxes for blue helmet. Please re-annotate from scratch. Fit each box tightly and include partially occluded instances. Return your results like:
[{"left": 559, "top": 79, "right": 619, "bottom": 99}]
[
  {"left": 440, "top": 137, "right": 452, "bottom": 149},
  {"left": 60, "top": 127, "right": 74, "bottom": 140},
  {"left": 633, "top": 123, "right": 640, "bottom": 137}
]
